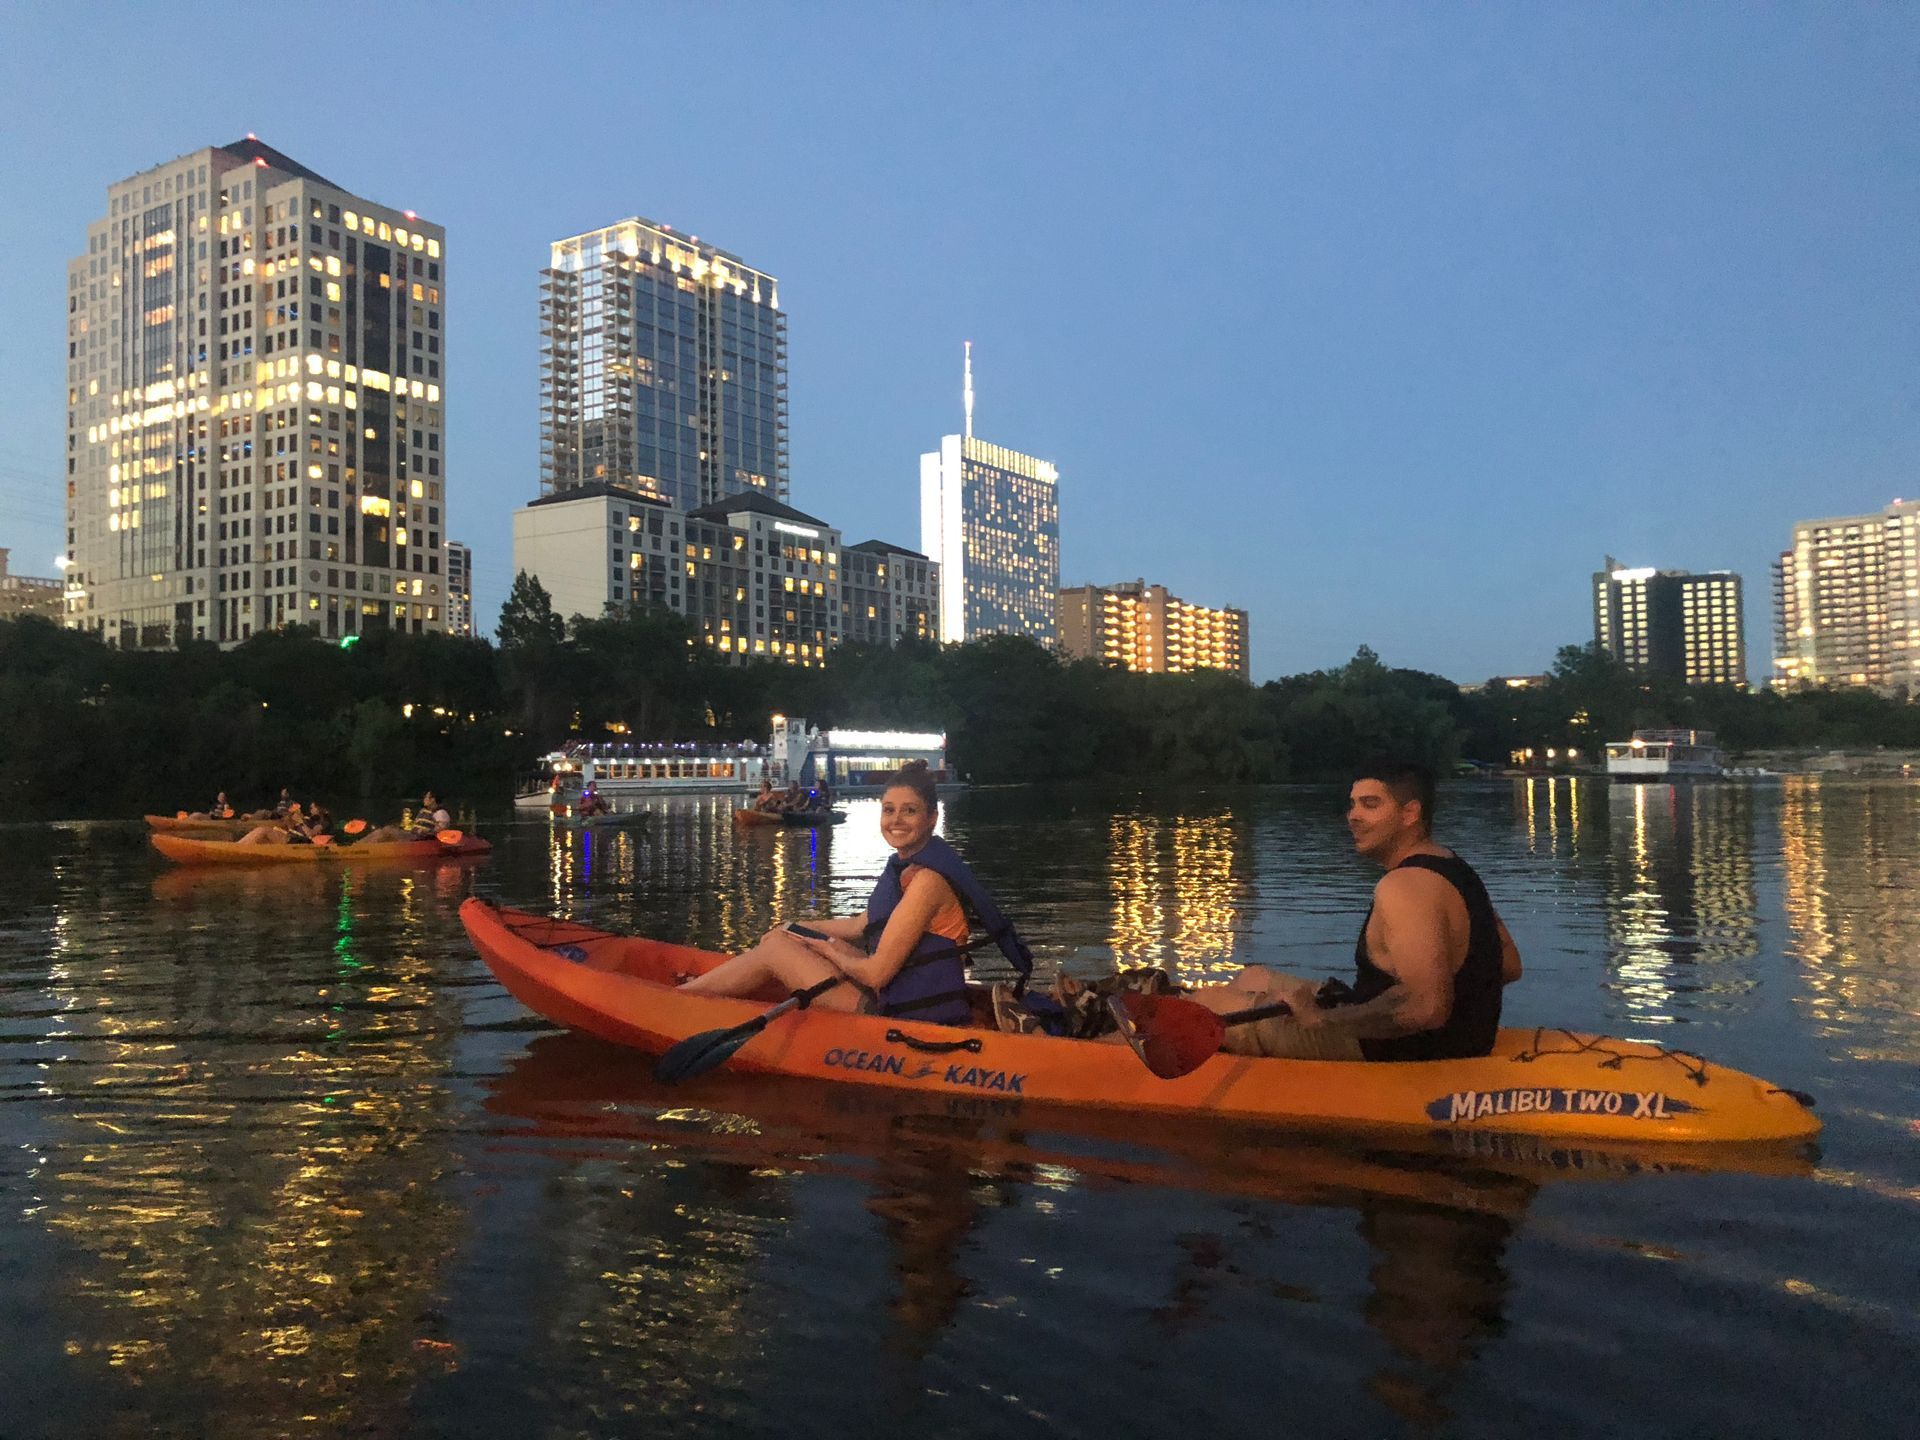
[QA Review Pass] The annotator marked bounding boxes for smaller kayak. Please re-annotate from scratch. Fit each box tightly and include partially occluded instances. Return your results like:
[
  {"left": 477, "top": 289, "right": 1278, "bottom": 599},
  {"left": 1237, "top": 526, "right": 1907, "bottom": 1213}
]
[
  {"left": 558, "top": 809, "right": 649, "bottom": 830},
  {"left": 735, "top": 808, "right": 844, "bottom": 828},
  {"left": 151, "top": 832, "right": 493, "bottom": 865},
  {"left": 782, "top": 809, "right": 846, "bottom": 827},
  {"left": 146, "top": 813, "right": 254, "bottom": 836}
]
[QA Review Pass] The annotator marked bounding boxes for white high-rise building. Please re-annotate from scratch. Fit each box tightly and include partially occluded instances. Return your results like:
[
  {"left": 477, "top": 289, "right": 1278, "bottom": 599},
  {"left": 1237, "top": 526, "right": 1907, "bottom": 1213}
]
[
  {"left": 1772, "top": 499, "right": 1920, "bottom": 692},
  {"left": 919, "top": 345, "right": 1059, "bottom": 646},
  {"left": 65, "top": 138, "right": 449, "bottom": 647}
]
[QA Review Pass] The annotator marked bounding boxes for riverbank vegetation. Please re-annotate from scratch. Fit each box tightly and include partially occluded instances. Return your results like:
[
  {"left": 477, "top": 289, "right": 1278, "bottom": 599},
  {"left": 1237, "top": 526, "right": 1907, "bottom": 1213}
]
[{"left": 5, "top": 582, "right": 1918, "bottom": 817}]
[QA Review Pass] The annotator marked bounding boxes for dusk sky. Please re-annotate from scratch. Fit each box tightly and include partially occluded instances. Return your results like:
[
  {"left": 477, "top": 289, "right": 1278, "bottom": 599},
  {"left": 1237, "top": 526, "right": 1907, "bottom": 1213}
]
[{"left": 2, "top": 2, "right": 1913, "bottom": 683}]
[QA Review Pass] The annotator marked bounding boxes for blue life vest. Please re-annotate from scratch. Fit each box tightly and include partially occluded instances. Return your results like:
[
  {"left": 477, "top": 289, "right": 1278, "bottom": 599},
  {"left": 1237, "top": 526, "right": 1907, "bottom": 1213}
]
[{"left": 863, "top": 835, "right": 1034, "bottom": 1025}]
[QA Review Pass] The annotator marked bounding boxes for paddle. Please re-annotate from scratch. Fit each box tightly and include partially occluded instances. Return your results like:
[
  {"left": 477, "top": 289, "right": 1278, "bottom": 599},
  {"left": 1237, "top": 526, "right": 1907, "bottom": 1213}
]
[
  {"left": 436, "top": 829, "right": 465, "bottom": 847},
  {"left": 342, "top": 819, "right": 368, "bottom": 836},
  {"left": 655, "top": 975, "right": 843, "bottom": 1084},
  {"left": 1108, "top": 992, "right": 1297, "bottom": 1080}
]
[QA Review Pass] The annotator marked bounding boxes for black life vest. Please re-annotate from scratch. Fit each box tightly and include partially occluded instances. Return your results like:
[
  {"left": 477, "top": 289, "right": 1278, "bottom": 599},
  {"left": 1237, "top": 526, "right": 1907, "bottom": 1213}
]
[
  {"left": 1352, "top": 852, "right": 1505, "bottom": 1061},
  {"left": 863, "top": 835, "right": 1034, "bottom": 1024}
]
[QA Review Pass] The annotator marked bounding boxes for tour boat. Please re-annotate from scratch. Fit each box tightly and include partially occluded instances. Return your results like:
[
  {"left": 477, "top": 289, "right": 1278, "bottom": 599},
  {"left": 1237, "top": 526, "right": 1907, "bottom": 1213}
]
[{"left": 1604, "top": 729, "right": 1727, "bottom": 782}]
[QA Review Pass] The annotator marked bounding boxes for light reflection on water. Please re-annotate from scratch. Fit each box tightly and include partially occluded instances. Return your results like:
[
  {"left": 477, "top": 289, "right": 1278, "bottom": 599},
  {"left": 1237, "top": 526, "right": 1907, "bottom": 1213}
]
[{"left": 0, "top": 779, "right": 1915, "bottom": 1438}]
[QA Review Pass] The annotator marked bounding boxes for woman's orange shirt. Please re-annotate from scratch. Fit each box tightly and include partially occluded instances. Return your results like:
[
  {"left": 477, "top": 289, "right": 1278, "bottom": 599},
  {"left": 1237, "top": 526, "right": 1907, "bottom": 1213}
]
[{"left": 899, "top": 864, "right": 968, "bottom": 946}]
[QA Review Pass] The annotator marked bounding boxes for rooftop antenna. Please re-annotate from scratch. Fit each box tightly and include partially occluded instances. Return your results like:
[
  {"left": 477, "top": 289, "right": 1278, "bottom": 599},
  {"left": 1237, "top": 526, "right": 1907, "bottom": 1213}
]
[{"left": 963, "top": 340, "right": 974, "bottom": 440}]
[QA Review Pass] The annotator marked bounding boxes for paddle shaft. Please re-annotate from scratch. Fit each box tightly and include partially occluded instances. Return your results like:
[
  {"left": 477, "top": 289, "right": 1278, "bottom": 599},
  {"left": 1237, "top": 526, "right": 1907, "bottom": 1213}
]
[{"left": 654, "top": 974, "right": 845, "bottom": 1083}]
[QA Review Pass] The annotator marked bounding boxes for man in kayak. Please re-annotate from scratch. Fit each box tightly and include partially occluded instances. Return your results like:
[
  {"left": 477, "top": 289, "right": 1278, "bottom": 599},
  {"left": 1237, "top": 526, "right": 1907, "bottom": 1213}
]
[
  {"left": 410, "top": 792, "right": 452, "bottom": 834},
  {"left": 1186, "top": 759, "right": 1522, "bottom": 1061}
]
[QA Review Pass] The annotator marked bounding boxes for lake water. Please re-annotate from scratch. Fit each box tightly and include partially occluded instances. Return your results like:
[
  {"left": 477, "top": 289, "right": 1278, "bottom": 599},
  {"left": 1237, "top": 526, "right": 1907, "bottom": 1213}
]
[{"left": 1, "top": 779, "right": 1915, "bottom": 1438}]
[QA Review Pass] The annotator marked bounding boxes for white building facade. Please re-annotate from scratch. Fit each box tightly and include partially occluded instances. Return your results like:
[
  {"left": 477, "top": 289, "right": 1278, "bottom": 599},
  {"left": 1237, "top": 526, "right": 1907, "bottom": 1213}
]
[{"left": 65, "top": 138, "right": 450, "bottom": 647}]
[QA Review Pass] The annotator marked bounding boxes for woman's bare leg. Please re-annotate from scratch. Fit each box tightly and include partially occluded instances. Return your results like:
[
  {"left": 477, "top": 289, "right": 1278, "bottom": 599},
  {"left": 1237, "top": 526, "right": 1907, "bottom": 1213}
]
[{"left": 680, "top": 930, "right": 867, "bottom": 1012}]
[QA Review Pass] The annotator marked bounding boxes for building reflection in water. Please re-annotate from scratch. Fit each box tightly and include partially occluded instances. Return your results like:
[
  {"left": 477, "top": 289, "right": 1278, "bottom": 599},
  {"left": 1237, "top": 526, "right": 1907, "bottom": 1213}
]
[
  {"left": 32, "top": 863, "right": 467, "bottom": 1436},
  {"left": 1107, "top": 810, "right": 1249, "bottom": 982},
  {"left": 1598, "top": 780, "right": 1759, "bottom": 1024},
  {"left": 1779, "top": 776, "right": 1920, "bottom": 1063}
]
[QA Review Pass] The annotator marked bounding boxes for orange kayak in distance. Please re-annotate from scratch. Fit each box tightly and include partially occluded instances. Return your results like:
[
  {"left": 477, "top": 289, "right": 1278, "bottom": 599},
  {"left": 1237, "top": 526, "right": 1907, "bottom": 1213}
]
[
  {"left": 152, "top": 832, "right": 493, "bottom": 865},
  {"left": 459, "top": 900, "right": 1820, "bottom": 1146},
  {"left": 145, "top": 813, "right": 255, "bottom": 836}
]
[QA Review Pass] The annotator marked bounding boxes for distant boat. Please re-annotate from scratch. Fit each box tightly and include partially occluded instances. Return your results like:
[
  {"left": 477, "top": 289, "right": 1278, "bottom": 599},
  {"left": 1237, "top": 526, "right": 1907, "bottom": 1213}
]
[{"left": 1604, "top": 729, "right": 1726, "bottom": 782}]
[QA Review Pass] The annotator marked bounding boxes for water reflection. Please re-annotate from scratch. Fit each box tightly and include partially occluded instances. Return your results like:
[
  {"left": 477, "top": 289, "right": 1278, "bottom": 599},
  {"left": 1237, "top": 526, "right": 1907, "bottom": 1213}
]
[
  {"left": 1599, "top": 782, "right": 1760, "bottom": 1024},
  {"left": 1107, "top": 809, "right": 1249, "bottom": 980},
  {"left": 487, "top": 1034, "right": 1814, "bottom": 1433},
  {"left": 25, "top": 859, "right": 466, "bottom": 1436},
  {"left": 1779, "top": 777, "right": 1920, "bottom": 1061}
]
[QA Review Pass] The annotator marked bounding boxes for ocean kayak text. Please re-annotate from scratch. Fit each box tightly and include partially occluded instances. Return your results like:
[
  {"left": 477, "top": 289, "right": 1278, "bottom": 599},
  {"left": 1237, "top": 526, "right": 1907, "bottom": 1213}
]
[{"left": 822, "top": 1046, "right": 1027, "bottom": 1094}]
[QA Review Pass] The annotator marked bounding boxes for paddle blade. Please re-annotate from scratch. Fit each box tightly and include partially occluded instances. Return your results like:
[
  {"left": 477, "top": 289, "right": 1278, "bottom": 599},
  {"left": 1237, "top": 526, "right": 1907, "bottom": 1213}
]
[
  {"left": 1115, "top": 993, "right": 1226, "bottom": 1080},
  {"left": 343, "top": 819, "right": 367, "bottom": 836},
  {"left": 655, "top": 1018, "right": 765, "bottom": 1084},
  {"left": 436, "top": 829, "right": 465, "bottom": 847},
  {"left": 176, "top": 810, "right": 188, "bottom": 819},
  {"left": 311, "top": 834, "right": 334, "bottom": 847}
]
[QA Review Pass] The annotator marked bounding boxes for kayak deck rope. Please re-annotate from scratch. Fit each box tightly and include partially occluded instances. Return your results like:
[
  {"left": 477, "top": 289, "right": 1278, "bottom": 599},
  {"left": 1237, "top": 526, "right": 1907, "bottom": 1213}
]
[{"left": 1509, "top": 1028, "right": 1711, "bottom": 1087}]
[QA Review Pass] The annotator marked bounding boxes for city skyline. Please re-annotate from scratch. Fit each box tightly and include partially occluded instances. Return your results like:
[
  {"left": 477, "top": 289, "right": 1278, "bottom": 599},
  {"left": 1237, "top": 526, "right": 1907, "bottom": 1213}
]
[{"left": 2, "top": 4, "right": 1913, "bottom": 681}]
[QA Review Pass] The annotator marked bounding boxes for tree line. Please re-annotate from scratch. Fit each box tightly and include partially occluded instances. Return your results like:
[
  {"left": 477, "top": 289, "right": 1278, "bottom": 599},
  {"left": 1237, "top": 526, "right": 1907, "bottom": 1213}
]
[{"left": 3, "top": 573, "right": 1916, "bottom": 818}]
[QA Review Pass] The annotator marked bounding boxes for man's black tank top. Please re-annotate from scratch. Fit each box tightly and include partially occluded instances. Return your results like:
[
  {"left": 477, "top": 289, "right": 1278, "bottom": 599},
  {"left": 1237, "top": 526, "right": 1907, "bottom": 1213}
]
[{"left": 1351, "top": 852, "right": 1504, "bottom": 1062}]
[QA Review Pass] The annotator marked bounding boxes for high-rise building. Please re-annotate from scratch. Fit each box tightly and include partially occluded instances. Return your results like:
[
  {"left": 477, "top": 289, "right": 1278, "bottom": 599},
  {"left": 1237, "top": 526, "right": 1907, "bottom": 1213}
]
[
  {"left": 446, "top": 541, "right": 473, "bottom": 637},
  {"left": 1771, "top": 499, "right": 1920, "bottom": 692},
  {"left": 540, "top": 218, "right": 787, "bottom": 512},
  {"left": 1592, "top": 559, "right": 1745, "bottom": 685},
  {"left": 1057, "top": 580, "right": 1250, "bottom": 680},
  {"left": 919, "top": 345, "right": 1059, "bottom": 647},
  {"left": 843, "top": 541, "right": 939, "bottom": 648},
  {"left": 65, "top": 139, "right": 449, "bottom": 648}
]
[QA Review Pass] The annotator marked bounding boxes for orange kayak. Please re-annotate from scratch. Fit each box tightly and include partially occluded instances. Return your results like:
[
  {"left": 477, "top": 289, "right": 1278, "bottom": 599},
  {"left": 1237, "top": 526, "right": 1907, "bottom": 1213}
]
[
  {"left": 152, "top": 832, "right": 493, "bottom": 865},
  {"left": 145, "top": 813, "right": 255, "bottom": 836},
  {"left": 459, "top": 900, "right": 1820, "bottom": 1146}
]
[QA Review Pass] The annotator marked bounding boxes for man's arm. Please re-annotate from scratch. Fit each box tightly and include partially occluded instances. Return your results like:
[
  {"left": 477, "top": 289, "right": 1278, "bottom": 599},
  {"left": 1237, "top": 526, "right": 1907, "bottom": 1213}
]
[
  {"left": 1496, "top": 914, "right": 1522, "bottom": 984},
  {"left": 1301, "top": 870, "right": 1456, "bottom": 1041}
]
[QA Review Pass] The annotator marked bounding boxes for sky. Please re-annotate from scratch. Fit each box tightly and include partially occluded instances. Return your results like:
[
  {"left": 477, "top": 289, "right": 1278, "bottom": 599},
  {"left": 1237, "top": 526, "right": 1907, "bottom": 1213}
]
[{"left": 1, "top": 1, "right": 1913, "bottom": 684}]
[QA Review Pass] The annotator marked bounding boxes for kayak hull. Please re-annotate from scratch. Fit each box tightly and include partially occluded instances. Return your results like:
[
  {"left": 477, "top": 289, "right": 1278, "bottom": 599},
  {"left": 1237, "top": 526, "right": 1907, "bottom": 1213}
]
[
  {"left": 152, "top": 832, "right": 493, "bottom": 865},
  {"left": 732, "top": 808, "right": 845, "bottom": 828},
  {"left": 145, "top": 814, "right": 254, "bottom": 836},
  {"left": 459, "top": 900, "right": 1820, "bottom": 1145}
]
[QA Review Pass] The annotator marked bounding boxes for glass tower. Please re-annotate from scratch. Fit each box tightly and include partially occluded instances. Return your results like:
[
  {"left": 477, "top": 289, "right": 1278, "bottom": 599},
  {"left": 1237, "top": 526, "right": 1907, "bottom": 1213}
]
[
  {"left": 540, "top": 219, "right": 787, "bottom": 511},
  {"left": 919, "top": 350, "right": 1058, "bottom": 646}
]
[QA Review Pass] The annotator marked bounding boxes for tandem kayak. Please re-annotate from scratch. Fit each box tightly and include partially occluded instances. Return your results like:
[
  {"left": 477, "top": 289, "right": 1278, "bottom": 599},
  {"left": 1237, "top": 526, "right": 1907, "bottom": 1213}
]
[
  {"left": 459, "top": 900, "right": 1821, "bottom": 1146},
  {"left": 152, "top": 832, "right": 493, "bottom": 865},
  {"left": 556, "top": 809, "right": 649, "bottom": 830}
]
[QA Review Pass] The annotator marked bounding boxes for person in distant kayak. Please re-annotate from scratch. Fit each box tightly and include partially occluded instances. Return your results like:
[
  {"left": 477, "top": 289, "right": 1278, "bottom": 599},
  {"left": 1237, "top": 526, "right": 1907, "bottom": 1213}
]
[
  {"left": 1181, "top": 759, "right": 1522, "bottom": 1061},
  {"left": 236, "top": 802, "right": 306, "bottom": 846},
  {"left": 680, "top": 760, "right": 1031, "bottom": 1024},
  {"left": 752, "top": 777, "right": 779, "bottom": 812},
  {"left": 270, "top": 788, "right": 293, "bottom": 819},
  {"left": 409, "top": 792, "right": 452, "bottom": 834},
  {"left": 577, "top": 782, "right": 609, "bottom": 818},
  {"left": 186, "top": 791, "right": 235, "bottom": 821}
]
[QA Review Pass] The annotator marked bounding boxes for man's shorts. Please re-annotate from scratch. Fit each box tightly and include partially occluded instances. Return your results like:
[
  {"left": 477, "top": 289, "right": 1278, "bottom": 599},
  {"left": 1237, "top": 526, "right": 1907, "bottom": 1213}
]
[{"left": 1217, "top": 973, "right": 1365, "bottom": 1061}]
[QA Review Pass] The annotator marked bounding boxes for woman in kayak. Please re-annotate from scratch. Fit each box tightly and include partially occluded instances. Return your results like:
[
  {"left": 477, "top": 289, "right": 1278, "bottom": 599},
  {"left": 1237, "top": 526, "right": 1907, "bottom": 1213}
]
[
  {"left": 235, "top": 802, "right": 308, "bottom": 845},
  {"left": 680, "top": 760, "right": 979, "bottom": 1022}
]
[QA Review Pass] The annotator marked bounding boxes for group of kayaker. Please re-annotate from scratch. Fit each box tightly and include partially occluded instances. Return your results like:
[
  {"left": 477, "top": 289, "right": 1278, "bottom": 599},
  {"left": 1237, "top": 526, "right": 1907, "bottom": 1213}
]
[
  {"left": 192, "top": 789, "right": 452, "bottom": 848},
  {"left": 686, "top": 756, "right": 1521, "bottom": 1064},
  {"left": 747, "top": 778, "right": 834, "bottom": 816}
]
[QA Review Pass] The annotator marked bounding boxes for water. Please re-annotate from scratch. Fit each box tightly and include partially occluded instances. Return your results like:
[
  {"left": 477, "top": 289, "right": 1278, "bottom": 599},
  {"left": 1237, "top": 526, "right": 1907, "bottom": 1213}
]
[{"left": 1, "top": 779, "right": 1915, "bottom": 1438}]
